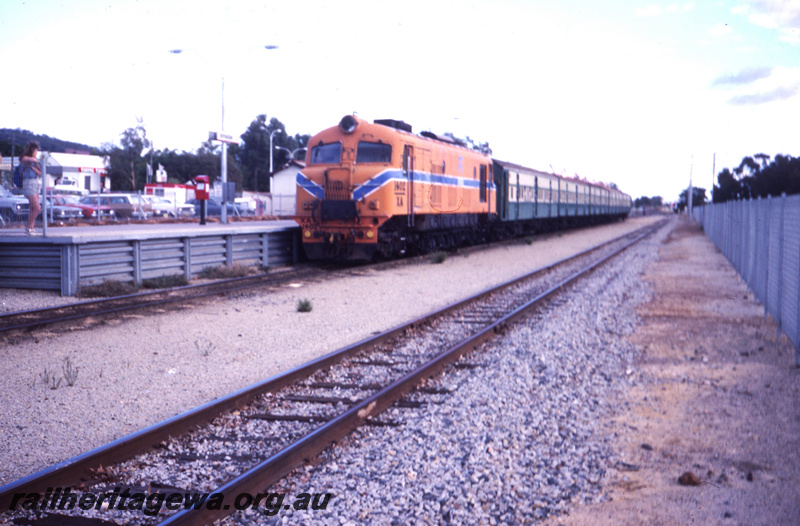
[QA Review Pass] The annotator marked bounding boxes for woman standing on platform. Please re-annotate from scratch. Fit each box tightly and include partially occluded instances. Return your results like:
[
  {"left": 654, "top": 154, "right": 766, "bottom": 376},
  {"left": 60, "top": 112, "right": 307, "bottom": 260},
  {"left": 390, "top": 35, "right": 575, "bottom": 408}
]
[{"left": 20, "top": 141, "right": 42, "bottom": 235}]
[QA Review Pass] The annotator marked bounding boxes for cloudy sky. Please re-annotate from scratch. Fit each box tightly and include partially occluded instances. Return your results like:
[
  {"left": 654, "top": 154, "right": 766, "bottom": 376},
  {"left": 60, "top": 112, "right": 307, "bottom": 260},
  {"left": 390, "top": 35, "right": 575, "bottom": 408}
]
[{"left": 2, "top": 0, "right": 799, "bottom": 201}]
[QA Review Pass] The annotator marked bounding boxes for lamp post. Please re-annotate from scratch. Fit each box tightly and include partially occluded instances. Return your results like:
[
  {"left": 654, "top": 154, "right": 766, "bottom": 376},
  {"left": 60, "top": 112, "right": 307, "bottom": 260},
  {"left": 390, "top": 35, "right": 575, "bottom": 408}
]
[
  {"left": 270, "top": 144, "right": 306, "bottom": 196},
  {"left": 268, "top": 128, "right": 280, "bottom": 195},
  {"left": 170, "top": 45, "right": 278, "bottom": 223}
]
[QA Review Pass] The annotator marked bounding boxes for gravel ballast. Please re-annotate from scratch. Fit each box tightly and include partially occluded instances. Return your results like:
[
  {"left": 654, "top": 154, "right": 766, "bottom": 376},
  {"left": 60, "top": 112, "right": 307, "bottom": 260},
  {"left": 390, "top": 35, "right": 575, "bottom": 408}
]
[
  {"left": 0, "top": 217, "right": 660, "bottom": 488},
  {"left": 221, "top": 217, "right": 657, "bottom": 526}
]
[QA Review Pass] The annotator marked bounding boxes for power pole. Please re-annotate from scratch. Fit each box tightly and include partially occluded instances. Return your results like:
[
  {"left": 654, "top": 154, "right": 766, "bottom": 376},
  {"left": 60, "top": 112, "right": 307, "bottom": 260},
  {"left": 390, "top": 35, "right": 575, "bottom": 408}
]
[{"left": 688, "top": 155, "right": 693, "bottom": 220}]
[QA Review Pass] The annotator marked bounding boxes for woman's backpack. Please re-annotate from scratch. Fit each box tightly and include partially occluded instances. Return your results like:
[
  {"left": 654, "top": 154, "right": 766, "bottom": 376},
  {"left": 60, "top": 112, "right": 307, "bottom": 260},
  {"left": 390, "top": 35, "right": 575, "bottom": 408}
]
[{"left": 13, "top": 163, "right": 24, "bottom": 188}]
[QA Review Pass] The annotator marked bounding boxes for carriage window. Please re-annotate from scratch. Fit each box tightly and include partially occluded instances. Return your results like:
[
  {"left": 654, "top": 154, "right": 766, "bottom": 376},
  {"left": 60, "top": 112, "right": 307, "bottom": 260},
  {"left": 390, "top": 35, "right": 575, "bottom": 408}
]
[
  {"left": 309, "top": 142, "right": 342, "bottom": 164},
  {"left": 356, "top": 142, "right": 392, "bottom": 163}
]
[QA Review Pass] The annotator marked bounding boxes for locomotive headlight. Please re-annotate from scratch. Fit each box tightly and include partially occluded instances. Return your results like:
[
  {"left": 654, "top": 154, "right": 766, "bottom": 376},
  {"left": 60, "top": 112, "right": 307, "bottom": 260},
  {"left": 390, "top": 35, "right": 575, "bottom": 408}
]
[
  {"left": 304, "top": 230, "right": 312, "bottom": 238},
  {"left": 339, "top": 115, "right": 357, "bottom": 134},
  {"left": 366, "top": 230, "right": 374, "bottom": 239}
]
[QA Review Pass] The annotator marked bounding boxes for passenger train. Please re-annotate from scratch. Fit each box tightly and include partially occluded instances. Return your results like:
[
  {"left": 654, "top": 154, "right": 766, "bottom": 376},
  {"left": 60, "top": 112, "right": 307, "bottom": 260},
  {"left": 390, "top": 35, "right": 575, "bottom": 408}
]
[{"left": 294, "top": 115, "right": 632, "bottom": 261}]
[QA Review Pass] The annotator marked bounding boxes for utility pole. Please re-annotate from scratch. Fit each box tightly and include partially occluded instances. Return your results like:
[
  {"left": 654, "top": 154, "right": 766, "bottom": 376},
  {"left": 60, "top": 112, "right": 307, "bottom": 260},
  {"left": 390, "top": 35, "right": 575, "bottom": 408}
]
[
  {"left": 688, "top": 155, "right": 693, "bottom": 221},
  {"left": 712, "top": 153, "right": 716, "bottom": 202}
]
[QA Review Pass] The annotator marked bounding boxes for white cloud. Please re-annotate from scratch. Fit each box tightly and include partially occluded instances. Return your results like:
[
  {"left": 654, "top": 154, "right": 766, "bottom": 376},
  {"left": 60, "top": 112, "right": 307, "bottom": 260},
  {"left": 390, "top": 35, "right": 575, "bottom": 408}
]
[
  {"left": 636, "top": 3, "right": 694, "bottom": 17},
  {"left": 635, "top": 5, "right": 663, "bottom": 17},
  {"left": 666, "top": 3, "right": 696, "bottom": 13},
  {"left": 742, "top": 0, "right": 800, "bottom": 42},
  {"left": 711, "top": 22, "right": 735, "bottom": 36},
  {"left": 713, "top": 66, "right": 800, "bottom": 104}
]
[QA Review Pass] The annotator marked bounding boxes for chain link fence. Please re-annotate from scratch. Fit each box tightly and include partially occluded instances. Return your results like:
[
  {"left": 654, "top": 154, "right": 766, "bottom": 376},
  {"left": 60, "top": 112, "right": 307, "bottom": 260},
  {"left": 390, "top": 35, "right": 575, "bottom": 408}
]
[{"left": 693, "top": 194, "right": 800, "bottom": 366}]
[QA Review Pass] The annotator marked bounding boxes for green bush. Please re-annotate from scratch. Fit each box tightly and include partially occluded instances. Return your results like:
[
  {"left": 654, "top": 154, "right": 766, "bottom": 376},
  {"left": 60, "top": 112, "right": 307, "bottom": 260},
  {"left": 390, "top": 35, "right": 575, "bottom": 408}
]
[
  {"left": 198, "top": 263, "right": 255, "bottom": 279},
  {"left": 80, "top": 280, "right": 138, "bottom": 298},
  {"left": 142, "top": 274, "right": 189, "bottom": 289},
  {"left": 430, "top": 251, "right": 448, "bottom": 264}
]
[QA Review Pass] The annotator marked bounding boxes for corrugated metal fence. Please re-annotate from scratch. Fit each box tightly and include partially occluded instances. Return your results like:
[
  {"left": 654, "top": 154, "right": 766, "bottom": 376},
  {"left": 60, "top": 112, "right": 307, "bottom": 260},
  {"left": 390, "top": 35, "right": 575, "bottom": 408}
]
[
  {"left": 693, "top": 194, "right": 800, "bottom": 366},
  {"left": 0, "top": 229, "right": 298, "bottom": 296}
]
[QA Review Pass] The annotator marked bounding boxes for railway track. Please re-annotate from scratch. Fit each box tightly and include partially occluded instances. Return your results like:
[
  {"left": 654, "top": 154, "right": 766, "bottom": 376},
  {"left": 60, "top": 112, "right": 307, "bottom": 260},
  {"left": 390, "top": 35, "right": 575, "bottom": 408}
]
[
  {"left": 0, "top": 267, "right": 328, "bottom": 337},
  {"left": 0, "top": 219, "right": 666, "bottom": 525},
  {"left": 0, "top": 232, "right": 523, "bottom": 337}
]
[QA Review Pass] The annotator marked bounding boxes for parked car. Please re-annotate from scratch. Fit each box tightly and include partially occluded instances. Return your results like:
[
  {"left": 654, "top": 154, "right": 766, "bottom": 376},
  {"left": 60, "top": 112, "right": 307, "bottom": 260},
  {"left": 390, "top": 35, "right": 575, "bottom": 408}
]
[
  {"left": 234, "top": 197, "right": 257, "bottom": 214},
  {"left": 0, "top": 186, "right": 30, "bottom": 225},
  {"left": 143, "top": 195, "right": 195, "bottom": 218},
  {"left": 76, "top": 193, "right": 151, "bottom": 220},
  {"left": 186, "top": 198, "right": 247, "bottom": 217},
  {"left": 41, "top": 196, "right": 82, "bottom": 222},
  {"left": 51, "top": 179, "right": 88, "bottom": 196},
  {"left": 73, "top": 195, "right": 117, "bottom": 219}
]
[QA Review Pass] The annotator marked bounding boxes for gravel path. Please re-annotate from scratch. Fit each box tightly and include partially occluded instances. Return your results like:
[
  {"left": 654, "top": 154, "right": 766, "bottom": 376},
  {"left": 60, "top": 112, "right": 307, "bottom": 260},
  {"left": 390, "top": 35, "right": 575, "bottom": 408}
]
[
  {"left": 544, "top": 218, "right": 800, "bottom": 525},
  {"left": 0, "top": 217, "right": 659, "bottom": 488}
]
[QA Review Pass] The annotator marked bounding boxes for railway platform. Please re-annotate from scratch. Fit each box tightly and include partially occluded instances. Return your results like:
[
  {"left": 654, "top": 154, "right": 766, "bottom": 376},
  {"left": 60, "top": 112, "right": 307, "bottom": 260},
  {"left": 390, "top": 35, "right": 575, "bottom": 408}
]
[{"left": 0, "top": 219, "right": 300, "bottom": 296}]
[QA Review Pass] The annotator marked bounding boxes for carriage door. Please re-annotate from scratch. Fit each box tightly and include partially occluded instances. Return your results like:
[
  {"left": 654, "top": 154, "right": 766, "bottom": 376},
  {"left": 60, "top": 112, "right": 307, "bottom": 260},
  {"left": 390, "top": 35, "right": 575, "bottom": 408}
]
[
  {"left": 479, "top": 165, "right": 487, "bottom": 203},
  {"left": 403, "top": 145, "right": 415, "bottom": 227}
]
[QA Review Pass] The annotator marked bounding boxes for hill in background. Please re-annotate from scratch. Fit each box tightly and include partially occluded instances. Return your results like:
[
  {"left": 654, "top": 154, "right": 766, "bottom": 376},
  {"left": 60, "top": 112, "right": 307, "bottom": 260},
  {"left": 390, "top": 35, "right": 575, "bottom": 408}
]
[{"left": 0, "top": 128, "right": 98, "bottom": 156}]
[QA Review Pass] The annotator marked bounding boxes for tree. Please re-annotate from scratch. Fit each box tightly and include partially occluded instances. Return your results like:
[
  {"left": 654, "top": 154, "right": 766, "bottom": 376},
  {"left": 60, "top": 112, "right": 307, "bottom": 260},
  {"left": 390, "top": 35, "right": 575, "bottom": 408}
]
[
  {"left": 150, "top": 145, "right": 221, "bottom": 184},
  {"left": 239, "top": 115, "right": 309, "bottom": 192},
  {"left": 713, "top": 153, "right": 800, "bottom": 203},
  {"left": 104, "top": 119, "right": 151, "bottom": 190},
  {"left": 677, "top": 187, "right": 706, "bottom": 212},
  {"left": 713, "top": 168, "right": 740, "bottom": 203}
]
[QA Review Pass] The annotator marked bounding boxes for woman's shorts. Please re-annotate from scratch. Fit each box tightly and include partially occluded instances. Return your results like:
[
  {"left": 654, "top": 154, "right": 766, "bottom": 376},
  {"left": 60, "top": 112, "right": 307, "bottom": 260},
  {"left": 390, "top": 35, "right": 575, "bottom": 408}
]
[{"left": 22, "top": 177, "right": 41, "bottom": 198}]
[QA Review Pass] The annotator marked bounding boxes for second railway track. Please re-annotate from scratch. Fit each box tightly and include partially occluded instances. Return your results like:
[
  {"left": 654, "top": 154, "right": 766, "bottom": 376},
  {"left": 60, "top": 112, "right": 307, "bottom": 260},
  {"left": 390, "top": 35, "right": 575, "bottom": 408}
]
[{"left": 0, "top": 219, "right": 666, "bottom": 525}]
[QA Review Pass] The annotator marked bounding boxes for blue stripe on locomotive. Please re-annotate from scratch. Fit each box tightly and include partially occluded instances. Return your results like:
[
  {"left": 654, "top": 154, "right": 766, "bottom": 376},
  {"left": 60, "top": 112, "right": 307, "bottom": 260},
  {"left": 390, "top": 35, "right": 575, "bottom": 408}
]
[
  {"left": 297, "top": 170, "right": 496, "bottom": 201},
  {"left": 296, "top": 172, "right": 325, "bottom": 199}
]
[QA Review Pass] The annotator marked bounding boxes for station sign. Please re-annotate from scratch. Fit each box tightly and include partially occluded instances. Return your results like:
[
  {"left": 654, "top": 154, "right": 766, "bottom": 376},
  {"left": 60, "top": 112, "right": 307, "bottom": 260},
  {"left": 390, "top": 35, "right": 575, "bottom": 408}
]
[{"left": 209, "top": 131, "right": 238, "bottom": 144}]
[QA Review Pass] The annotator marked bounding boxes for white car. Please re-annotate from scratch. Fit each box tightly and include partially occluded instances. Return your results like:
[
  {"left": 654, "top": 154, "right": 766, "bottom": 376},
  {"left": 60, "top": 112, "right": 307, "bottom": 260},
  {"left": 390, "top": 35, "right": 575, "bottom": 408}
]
[
  {"left": 143, "top": 196, "right": 195, "bottom": 218},
  {"left": 234, "top": 197, "right": 257, "bottom": 215}
]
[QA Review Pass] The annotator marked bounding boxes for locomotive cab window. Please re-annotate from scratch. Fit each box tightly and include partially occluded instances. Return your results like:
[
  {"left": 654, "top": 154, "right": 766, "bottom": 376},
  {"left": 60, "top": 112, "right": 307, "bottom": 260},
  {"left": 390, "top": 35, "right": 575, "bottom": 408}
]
[
  {"left": 310, "top": 142, "right": 342, "bottom": 164},
  {"left": 356, "top": 141, "right": 392, "bottom": 163}
]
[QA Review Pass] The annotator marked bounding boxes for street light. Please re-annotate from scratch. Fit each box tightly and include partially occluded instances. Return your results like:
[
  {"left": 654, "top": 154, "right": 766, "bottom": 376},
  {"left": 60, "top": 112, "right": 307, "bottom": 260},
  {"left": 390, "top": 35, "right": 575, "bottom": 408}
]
[
  {"left": 169, "top": 45, "right": 279, "bottom": 222},
  {"left": 269, "top": 128, "right": 280, "bottom": 175},
  {"left": 270, "top": 140, "right": 306, "bottom": 194}
]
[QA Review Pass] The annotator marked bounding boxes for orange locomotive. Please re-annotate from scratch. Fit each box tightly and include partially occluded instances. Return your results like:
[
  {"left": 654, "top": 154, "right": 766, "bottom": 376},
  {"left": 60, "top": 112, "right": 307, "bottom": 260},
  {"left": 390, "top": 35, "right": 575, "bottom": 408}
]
[{"left": 295, "top": 115, "right": 495, "bottom": 260}]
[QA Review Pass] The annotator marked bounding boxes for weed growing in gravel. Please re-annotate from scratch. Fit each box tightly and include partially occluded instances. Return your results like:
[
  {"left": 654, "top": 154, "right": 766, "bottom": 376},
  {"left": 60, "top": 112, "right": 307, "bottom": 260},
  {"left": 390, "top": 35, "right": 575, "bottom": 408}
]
[
  {"left": 80, "top": 280, "right": 139, "bottom": 298},
  {"left": 62, "top": 357, "right": 79, "bottom": 386},
  {"left": 297, "top": 298, "right": 313, "bottom": 313},
  {"left": 39, "top": 367, "right": 62, "bottom": 390},
  {"left": 142, "top": 274, "right": 189, "bottom": 289},
  {"left": 198, "top": 263, "right": 258, "bottom": 280},
  {"left": 430, "top": 251, "right": 448, "bottom": 264},
  {"left": 195, "top": 339, "right": 216, "bottom": 357}
]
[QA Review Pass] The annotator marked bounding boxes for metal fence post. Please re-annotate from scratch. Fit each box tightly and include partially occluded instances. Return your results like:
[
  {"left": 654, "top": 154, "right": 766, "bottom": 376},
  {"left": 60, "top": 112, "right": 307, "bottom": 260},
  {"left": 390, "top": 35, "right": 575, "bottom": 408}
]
[
  {"left": 764, "top": 195, "right": 771, "bottom": 319},
  {"left": 776, "top": 193, "right": 786, "bottom": 337},
  {"left": 794, "top": 217, "right": 800, "bottom": 368},
  {"left": 133, "top": 240, "right": 142, "bottom": 286},
  {"left": 183, "top": 238, "right": 192, "bottom": 281}
]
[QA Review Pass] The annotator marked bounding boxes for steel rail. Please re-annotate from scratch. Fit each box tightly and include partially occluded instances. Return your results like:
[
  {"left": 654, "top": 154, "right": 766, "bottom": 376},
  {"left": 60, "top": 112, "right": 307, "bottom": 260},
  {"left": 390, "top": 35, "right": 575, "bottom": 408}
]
[
  {"left": 0, "top": 268, "right": 319, "bottom": 335},
  {"left": 0, "top": 220, "right": 665, "bottom": 513},
  {"left": 160, "top": 222, "right": 662, "bottom": 525}
]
